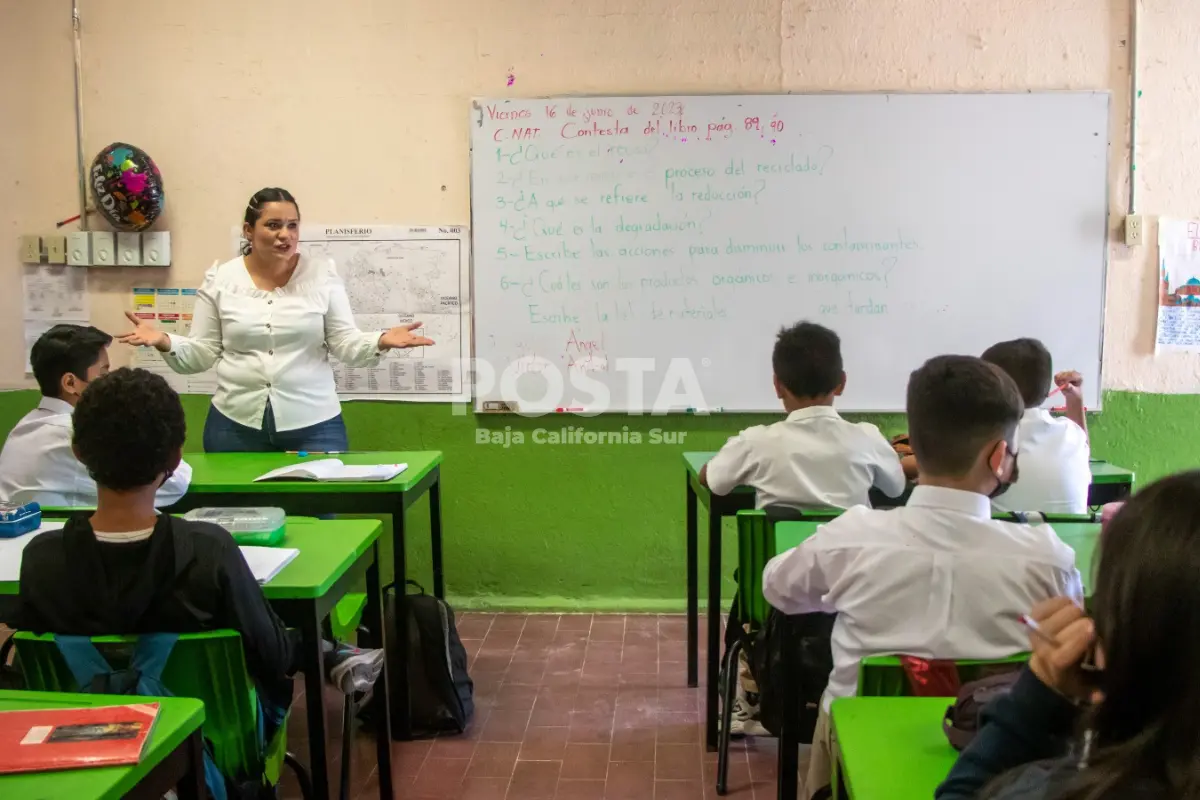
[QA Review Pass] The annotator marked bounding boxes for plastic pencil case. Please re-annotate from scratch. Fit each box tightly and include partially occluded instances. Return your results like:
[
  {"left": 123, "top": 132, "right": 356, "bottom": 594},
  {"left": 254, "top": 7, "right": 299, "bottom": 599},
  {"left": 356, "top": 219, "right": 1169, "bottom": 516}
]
[
  {"left": 182, "top": 507, "right": 286, "bottom": 546},
  {"left": 0, "top": 501, "right": 42, "bottom": 538}
]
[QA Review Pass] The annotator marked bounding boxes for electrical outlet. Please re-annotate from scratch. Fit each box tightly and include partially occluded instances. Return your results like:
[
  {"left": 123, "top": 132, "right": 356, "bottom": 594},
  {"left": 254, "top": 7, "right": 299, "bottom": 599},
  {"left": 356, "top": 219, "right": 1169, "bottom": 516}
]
[
  {"left": 44, "top": 235, "right": 67, "bottom": 264},
  {"left": 19, "top": 235, "right": 41, "bottom": 263},
  {"left": 1125, "top": 214, "right": 1144, "bottom": 246}
]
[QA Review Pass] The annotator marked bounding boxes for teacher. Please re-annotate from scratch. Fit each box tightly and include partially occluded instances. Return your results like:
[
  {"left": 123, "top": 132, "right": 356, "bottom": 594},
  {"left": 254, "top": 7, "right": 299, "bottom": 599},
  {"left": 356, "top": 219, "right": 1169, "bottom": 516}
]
[{"left": 118, "top": 187, "right": 433, "bottom": 453}]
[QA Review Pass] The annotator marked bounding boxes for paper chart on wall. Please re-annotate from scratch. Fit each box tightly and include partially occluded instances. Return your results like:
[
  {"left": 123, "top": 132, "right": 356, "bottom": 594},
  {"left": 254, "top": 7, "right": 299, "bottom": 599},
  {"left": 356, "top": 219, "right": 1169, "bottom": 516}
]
[
  {"left": 129, "top": 287, "right": 219, "bottom": 394},
  {"left": 22, "top": 266, "right": 90, "bottom": 372},
  {"left": 1155, "top": 218, "right": 1200, "bottom": 352}
]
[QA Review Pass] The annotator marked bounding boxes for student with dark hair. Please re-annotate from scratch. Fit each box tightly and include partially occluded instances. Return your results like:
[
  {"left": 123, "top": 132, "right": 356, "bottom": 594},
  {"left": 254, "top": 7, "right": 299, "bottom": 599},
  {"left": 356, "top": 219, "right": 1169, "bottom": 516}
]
[
  {"left": 13, "top": 368, "right": 384, "bottom": 718},
  {"left": 700, "top": 321, "right": 906, "bottom": 509},
  {"left": 763, "top": 355, "right": 1082, "bottom": 797},
  {"left": 700, "top": 321, "right": 906, "bottom": 734},
  {"left": 116, "top": 187, "right": 435, "bottom": 453},
  {"left": 938, "top": 471, "right": 1200, "bottom": 800},
  {"left": 981, "top": 338, "right": 1090, "bottom": 514},
  {"left": 0, "top": 324, "right": 191, "bottom": 507}
]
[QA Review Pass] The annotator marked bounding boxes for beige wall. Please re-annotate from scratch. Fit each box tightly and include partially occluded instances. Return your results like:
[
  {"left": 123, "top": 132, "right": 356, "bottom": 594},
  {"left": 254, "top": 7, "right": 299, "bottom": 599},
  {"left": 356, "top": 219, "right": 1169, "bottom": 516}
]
[{"left": 2, "top": 0, "right": 1198, "bottom": 392}]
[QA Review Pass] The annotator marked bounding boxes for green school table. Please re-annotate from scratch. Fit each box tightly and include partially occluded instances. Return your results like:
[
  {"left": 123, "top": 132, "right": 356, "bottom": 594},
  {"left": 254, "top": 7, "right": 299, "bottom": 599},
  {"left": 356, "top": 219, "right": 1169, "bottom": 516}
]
[
  {"left": 767, "top": 520, "right": 1100, "bottom": 800},
  {"left": 830, "top": 696, "right": 960, "bottom": 800},
  {"left": 0, "top": 517, "right": 395, "bottom": 800},
  {"left": 0, "top": 689, "right": 207, "bottom": 800}
]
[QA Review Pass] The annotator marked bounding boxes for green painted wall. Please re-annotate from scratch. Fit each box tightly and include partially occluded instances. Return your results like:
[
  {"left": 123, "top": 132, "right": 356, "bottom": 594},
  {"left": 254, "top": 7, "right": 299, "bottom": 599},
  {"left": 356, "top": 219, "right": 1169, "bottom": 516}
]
[{"left": 2, "top": 389, "right": 1197, "bottom": 610}]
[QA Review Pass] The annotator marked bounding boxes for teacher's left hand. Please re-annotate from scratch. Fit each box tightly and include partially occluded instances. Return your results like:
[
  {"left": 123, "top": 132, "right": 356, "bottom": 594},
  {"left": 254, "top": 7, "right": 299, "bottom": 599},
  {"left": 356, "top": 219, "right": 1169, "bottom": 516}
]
[{"left": 378, "top": 322, "right": 435, "bottom": 350}]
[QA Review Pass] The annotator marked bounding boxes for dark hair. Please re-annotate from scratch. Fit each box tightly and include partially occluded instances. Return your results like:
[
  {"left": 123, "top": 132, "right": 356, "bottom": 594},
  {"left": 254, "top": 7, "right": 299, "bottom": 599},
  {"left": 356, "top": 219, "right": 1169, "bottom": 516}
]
[
  {"left": 905, "top": 355, "right": 1024, "bottom": 476},
  {"left": 72, "top": 368, "right": 186, "bottom": 491},
  {"left": 984, "top": 472, "right": 1200, "bottom": 799},
  {"left": 240, "top": 187, "right": 299, "bottom": 255},
  {"left": 772, "top": 321, "right": 844, "bottom": 398},
  {"left": 981, "top": 338, "right": 1053, "bottom": 407},
  {"left": 30, "top": 324, "right": 112, "bottom": 398}
]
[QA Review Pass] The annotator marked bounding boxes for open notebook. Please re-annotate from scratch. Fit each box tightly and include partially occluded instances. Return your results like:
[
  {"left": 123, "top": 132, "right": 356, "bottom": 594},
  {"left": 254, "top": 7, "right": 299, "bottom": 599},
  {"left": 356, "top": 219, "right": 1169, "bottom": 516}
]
[
  {"left": 253, "top": 458, "right": 407, "bottom": 483},
  {"left": 239, "top": 546, "right": 299, "bottom": 584}
]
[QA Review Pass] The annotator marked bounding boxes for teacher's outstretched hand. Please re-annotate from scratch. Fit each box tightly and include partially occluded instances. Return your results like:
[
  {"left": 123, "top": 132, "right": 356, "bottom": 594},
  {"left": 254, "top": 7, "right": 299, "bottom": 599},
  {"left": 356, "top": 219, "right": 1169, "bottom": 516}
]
[
  {"left": 379, "top": 322, "right": 435, "bottom": 350},
  {"left": 118, "top": 311, "right": 170, "bottom": 352}
]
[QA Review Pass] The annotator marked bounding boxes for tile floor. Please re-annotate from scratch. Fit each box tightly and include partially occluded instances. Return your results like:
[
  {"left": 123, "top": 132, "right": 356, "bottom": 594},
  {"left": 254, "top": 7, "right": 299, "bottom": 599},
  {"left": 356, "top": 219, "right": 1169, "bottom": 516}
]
[{"left": 283, "top": 613, "right": 792, "bottom": 800}]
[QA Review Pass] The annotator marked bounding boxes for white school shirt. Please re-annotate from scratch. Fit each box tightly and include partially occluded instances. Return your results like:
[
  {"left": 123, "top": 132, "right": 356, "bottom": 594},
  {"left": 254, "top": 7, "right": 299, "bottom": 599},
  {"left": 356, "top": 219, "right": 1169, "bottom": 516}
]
[
  {"left": 704, "top": 406, "right": 907, "bottom": 509},
  {"left": 992, "top": 409, "right": 1091, "bottom": 515},
  {"left": 0, "top": 397, "right": 192, "bottom": 508},
  {"left": 160, "top": 255, "right": 386, "bottom": 432},
  {"left": 762, "top": 485, "right": 1083, "bottom": 712}
]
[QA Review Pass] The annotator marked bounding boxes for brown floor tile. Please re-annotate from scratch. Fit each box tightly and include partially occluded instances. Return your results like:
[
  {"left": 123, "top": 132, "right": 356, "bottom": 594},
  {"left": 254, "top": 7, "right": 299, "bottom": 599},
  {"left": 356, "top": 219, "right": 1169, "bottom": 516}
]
[
  {"left": 655, "top": 744, "right": 702, "bottom": 781},
  {"left": 468, "top": 742, "right": 521, "bottom": 778},
  {"left": 461, "top": 776, "right": 510, "bottom": 800},
  {"left": 555, "top": 778, "right": 606, "bottom": 799},
  {"left": 491, "top": 614, "right": 529, "bottom": 631},
  {"left": 589, "top": 621, "right": 626, "bottom": 642},
  {"left": 559, "top": 743, "right": 610, "bottom": 780},
  {"left": 520, "top": 725, "right": 569, "bottom": 761},
  {"left": 409, "top": 757, "right": 470, "bottom": 797},
  {"left": 480, "top": 710, "right": 532, "bottom": 742},
  {"left": 557, "top": 614, "right": 594, "bottom": 631},
  {"left": 510, "top": 760, "right": 561, "bottom": 799},
  {"left": 655, "top": 779, "right": 705, "bottom": 800},
  {"left": 609, "top": 726, "right": 656, "bottom": 762},
  {"left": 605, "top": 761, "right": 656, "bottom": 800}
]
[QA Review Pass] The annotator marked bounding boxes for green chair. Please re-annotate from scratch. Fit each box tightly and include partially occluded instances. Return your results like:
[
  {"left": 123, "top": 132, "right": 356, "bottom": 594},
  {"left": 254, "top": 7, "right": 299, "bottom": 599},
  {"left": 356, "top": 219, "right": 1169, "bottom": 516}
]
[
  {"left": 857, "top": 652, "right": 1030, "bottom": 697},
  {"left": 13, "top": 629, "right": 313, "bottom": 799}
]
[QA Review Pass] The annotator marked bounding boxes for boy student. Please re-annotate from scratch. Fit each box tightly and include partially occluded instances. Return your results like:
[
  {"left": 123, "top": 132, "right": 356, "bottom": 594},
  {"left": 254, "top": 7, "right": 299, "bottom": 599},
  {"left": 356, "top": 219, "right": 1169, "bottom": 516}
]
[
  {"left": 0, "top": 324, "right": 192, "bottom": 508},
  {"left": 699, "top": 321, "right": 906, "bottom": 509},
  {"left": 13, "top": 368, "right": 383, "bottom": 721},
  {"left": 981, "top": 337, "right": 1091, "bottom": 514},
  {"left": 762, "top": 355, "right": 1083, "bottom": 797}
]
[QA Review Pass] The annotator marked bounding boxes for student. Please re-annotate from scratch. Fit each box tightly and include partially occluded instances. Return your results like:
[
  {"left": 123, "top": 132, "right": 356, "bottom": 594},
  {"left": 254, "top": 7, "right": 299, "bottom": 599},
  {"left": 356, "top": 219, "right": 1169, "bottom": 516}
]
[
  {"left": 12, "top": 368, "right": 383, "bottom": 721},
  {"left": 762, "top": 355, "right": 1083, "bottom": 797},
  {"left": 0, "top": 324, "right": 191, "bottom": 508},
  {"left": 937, "top": 472, "right": 1200, "bottom": 799},
  {"left": 700, "top": 321, "right": 906, "bottom": 509},
  {"left": 981, "top": 338, "right": 1090, "bottom": 514}
]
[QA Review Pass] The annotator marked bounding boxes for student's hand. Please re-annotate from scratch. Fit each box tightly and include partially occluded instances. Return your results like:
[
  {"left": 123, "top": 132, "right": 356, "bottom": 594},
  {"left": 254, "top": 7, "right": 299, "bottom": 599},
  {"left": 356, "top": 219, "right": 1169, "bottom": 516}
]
[
  {"left": 1026, "top": 597, "right": 1099, "bottom": 704},
  {"left": 378, "top": 322, "right": 435, "bottom": 350},
  {"left": 1055, "top": 371, "right": 1084, "bottom": 405},
  {"left": 891, "top": 434, "right": 913, "bottom": 457},
  {"left": 117, "top": 311, "right": 170, "bottom": 352}
]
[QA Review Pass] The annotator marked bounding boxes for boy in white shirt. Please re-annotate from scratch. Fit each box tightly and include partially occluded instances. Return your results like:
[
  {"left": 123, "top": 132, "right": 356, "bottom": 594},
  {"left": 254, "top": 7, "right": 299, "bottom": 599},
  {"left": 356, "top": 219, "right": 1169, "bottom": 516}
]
[
  {"left": 0, "top": 324, "right": 191, "bottom": 507},
  {"left": 762, "top": 355, "right": 1083, "bottom": 797},
  {"left": 700, "top": 321, "right": 906, "bottom": 509},
  {"left": 981, "top": 338, "right": 1091, "bottom": 514}
]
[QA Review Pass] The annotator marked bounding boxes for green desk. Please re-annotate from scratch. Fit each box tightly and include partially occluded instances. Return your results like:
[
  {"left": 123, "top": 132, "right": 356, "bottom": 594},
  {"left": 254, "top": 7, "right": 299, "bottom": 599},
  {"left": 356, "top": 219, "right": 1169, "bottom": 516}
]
[
  {"left": 168, "top": 450, "right": 442, "bottom": 742},
  {"left": 0, "top": 689, "right": 206, "bottom": 800},
  {"left": 0, "top": 517, "right": 395, "bottom": 800},
  {"left": 830, "top": 696, "right": 959, "bottom": 799}
]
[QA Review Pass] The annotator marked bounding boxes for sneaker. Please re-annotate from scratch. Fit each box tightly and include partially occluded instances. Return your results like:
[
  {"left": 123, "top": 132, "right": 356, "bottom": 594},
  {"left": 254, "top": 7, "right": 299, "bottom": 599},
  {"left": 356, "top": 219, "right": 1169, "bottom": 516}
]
[
  {"left": 324, "top": 642, "right": 385, "bottom": 695},
  {"left": 726, "top": 684, "right": 769, "bottom": 737}
]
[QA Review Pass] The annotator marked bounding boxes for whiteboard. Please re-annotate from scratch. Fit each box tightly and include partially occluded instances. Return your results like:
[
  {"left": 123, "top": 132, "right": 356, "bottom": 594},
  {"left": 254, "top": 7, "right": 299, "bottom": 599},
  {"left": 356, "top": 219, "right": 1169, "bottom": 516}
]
[{"left": 469, "top": 93, "right": 1109, "bottom": 413}]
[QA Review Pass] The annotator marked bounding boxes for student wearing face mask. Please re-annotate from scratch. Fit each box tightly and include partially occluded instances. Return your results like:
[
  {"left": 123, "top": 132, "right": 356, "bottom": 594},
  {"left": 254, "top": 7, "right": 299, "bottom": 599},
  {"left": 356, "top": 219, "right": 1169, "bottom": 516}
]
[
  {"left": 761, "top": 355, "right": 1082, "bottom": 799},
  {"left": 117, "top": 187, "right": 434, "bottom": 453}
]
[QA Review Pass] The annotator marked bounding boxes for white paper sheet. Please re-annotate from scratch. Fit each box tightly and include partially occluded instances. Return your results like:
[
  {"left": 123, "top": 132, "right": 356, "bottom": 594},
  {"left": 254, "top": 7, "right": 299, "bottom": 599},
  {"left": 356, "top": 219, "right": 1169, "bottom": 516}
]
[
  {"left": 239, "top": 546, "right": 300, "bottom": 584},
  {"left": 1156, "top": 218, "right": 1200, "bottom": 352},
  {"left": 0, "top": 522, "right": 67, "bottom": 582}
]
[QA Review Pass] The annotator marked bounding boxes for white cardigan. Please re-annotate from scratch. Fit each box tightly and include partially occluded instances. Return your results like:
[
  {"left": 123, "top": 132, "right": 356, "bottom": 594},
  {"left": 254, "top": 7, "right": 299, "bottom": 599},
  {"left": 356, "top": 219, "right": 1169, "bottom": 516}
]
[{"left": 161, "top": 254, "right": 384, "bottom": 431}]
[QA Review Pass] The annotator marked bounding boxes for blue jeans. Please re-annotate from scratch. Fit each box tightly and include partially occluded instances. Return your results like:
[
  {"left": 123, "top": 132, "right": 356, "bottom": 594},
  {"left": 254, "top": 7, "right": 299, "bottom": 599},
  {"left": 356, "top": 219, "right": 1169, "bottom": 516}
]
[{"left": 202, "top": 402, "right": 349, "bottom": 453}]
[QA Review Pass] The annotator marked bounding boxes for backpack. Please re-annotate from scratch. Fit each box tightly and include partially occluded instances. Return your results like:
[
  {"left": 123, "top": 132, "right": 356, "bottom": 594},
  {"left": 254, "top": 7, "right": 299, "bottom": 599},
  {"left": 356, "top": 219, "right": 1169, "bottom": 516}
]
[
  {"left": 53, "top": 633, "right": 238, "bottom": 800},
  {"left": 942, "top": 671, "right": 1020, "bottom": 751},
  {"left": 748, "top": 608, "right": 835, "bottom": 743},
  {"left": 381, "top": 581, "right": 474, "bottom": 736}
]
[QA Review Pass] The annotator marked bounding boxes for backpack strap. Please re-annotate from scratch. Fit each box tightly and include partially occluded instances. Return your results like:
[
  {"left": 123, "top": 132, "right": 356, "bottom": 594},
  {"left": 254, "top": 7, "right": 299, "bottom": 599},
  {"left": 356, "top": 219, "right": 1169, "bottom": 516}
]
[
  {"left": 54, "top": 636, "right": 119, "bottom": 694},
  {"left": 127, "top": 633, "right": 180, "bottom": 696}
]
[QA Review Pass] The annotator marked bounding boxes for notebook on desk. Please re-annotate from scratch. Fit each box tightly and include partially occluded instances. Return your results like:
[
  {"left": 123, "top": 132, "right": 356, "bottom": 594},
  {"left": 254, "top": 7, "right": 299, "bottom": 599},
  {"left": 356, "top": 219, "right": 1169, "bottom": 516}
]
[
  {"left": 253, "top": 458, "right": 407, "bottom": 483},
  {"left": 239, "top": 546, "right": 299, "bottom": 583},
  {"left": 0, "top": 702, "right": 160, "bottom": 774}
]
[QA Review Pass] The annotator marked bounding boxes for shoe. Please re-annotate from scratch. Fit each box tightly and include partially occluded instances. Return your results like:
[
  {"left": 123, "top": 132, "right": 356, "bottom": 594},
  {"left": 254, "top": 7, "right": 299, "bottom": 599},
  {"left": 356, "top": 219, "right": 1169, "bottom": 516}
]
[
  {"left": 726, "top": 683, "right": 769, "bottom": 737},
  {"left": 325, "top": 642, "right": 385, "bottom": 695}
]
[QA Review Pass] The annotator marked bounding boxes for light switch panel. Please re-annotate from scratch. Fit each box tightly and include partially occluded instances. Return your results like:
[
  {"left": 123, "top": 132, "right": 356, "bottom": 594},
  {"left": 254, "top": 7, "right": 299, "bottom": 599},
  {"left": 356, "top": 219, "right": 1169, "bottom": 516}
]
[
  {"left": 117, "top": 232, "right": 141, "bottom": 266},
  {"left": 141, "top": 232, "right": 170, "bottom": 266},
  {"left": 44, "top": 236, "right": 67, "bottom": 264},
  {"left": 91, "top": 231, "right": 115, "bottom": 265},
  {"left": 67, "top": 231, "right": 91, "bottom": 266}
]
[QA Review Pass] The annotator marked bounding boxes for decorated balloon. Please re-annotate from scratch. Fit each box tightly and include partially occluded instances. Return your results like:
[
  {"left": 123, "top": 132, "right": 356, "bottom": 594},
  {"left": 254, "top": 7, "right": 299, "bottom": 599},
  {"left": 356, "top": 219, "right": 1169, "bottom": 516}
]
[{"left": 89, "top": 143, "right": 165, "bottom": 231}]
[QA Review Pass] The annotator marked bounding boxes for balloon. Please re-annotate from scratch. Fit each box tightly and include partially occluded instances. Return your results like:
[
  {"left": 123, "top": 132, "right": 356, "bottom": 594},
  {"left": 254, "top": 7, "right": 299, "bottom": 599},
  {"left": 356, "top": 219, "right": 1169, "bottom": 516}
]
[{"left": 89, "top": 143, "right": 165, "bottom": 231}]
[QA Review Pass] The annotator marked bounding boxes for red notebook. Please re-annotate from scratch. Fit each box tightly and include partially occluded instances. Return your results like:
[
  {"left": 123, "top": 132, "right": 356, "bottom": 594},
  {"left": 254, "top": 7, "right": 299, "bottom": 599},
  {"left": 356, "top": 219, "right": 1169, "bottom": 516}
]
[{"left": 0, "top": 702, "right": 160, "bottom": 775}]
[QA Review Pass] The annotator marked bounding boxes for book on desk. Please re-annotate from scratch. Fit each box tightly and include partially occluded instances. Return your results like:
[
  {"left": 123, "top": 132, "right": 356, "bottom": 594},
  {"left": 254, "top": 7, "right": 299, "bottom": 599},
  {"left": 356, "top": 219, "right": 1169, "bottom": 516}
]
[
  {"left": 0, "top": 702, "right": 159, "bottom": 774},
  {"left": 254, "top": 458, "right": 407, "bottom": 483}
]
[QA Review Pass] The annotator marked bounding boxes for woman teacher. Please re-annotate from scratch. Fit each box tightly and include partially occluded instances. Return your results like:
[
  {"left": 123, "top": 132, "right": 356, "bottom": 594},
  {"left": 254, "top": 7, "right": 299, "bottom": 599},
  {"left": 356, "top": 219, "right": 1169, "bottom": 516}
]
[{"left": 118, "top": 187, "right": 433, "bottom": 452}]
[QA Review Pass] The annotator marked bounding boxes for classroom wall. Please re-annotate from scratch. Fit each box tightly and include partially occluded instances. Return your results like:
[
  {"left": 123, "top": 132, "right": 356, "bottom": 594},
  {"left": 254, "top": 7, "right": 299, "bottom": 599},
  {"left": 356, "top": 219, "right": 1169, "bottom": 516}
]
[{"left": 2, "top": 0, "right": 1200, "bottom": 608}]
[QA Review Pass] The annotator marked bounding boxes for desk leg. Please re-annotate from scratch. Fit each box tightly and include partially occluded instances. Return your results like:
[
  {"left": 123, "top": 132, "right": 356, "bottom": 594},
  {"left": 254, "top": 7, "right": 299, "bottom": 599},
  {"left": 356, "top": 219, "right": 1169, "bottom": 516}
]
[
  {"left": 299, "top": 607, "right": 332, "bottom": 800},
  {"left": 177, "top": 731, "right": 207, "bottom": 800},
  {"left": 776, "top": 619, "right": 800, "bottom": 800},
  {"left": 391, "top": 497, "right": 413, "bottom": 740},
  {"left": 705, "top": 508, "right": 722, "bottom": 752},
  {"left": 686, "top": 476, "right": 699, "bottom": 688},
  {"left": 365, "top": 542, "right": 396, "bottom": 799},
  {"left": 430, "top": 476, "right": 445, "bottom": 600}
]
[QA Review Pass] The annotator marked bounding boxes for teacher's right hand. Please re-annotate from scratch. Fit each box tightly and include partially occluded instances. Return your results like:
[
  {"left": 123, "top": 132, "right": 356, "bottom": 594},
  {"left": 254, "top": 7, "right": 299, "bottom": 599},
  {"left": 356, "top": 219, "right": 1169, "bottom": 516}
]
[{"left": 118, "top": 311, "right": 171, "bottom": 352}]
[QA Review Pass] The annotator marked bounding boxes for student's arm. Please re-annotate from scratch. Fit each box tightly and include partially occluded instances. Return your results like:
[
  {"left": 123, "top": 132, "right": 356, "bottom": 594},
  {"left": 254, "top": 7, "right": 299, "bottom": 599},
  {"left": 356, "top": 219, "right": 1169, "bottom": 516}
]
[
  {"left": 701, "top": 432, "right": 757, "bottom": 496},
  {"left": 1055, "top": 371, "right": 1088, "bottom": 441},
  {"left": 935, "top": 668, "right": 1078, "bottom": 799},
  {"left": 761, "top": 528, "right": 842, "bottom": 615},
  {"left": 863, "top": 425, "right": 907, "bottom": 498},
  {"left": 160, "top": 268, "right": 224, "bottom": 375},
  {"left": 153, "top": 458, "right": 192, "bottom": 508},
  {"left": 323, "top": 262, "right": 387, "bottom": 367}
]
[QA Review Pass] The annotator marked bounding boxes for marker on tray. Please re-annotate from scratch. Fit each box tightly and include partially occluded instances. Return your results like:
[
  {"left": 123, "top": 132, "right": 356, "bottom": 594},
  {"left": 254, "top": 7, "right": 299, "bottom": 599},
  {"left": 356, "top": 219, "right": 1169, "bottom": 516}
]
[{"left": 555, "top": 407, "right": 584, "bottom": 413}]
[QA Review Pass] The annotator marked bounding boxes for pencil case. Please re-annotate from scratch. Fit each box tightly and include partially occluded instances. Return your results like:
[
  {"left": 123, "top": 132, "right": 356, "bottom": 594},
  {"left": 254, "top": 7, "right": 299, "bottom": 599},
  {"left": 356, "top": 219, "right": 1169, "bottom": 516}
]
[
  {"left": 182, "top": 507, "right": 287, "bottom": 546},
  {"left": 0, "top": 501, "right": 42, "bottom": 538}
]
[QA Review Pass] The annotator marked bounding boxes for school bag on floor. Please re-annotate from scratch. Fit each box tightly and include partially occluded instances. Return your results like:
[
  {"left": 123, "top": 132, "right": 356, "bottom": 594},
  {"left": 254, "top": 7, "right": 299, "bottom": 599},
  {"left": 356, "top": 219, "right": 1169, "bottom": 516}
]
[{"left": 380, "top": 580, "right": 474, "bottom": 736}]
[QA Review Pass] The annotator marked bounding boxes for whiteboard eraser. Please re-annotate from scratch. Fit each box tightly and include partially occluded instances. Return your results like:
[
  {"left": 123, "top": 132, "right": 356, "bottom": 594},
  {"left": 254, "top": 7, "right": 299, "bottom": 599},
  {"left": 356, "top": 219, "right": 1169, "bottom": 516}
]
[
  {"left": 67, "top": 231, "right": 90, "bottom": 266},
  {"left": 117, "top": 232, "right": 141, "bottom": 265},
  {"left": 142, "top": 232, "right": 171, "bottom": 266},
  {"left": 91, "top": 231, "right": 115, "bottom": 265}
]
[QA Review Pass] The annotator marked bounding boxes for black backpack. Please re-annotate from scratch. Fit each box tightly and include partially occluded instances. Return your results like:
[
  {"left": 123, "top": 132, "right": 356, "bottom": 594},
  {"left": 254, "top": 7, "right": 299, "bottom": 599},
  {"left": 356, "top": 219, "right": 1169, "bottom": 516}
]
[
  {"left": 749, "top": 608, "right": 836, "bottom": 743},
  {"left": 381, "top": 581, "right": 474, "bottom": 737}
]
